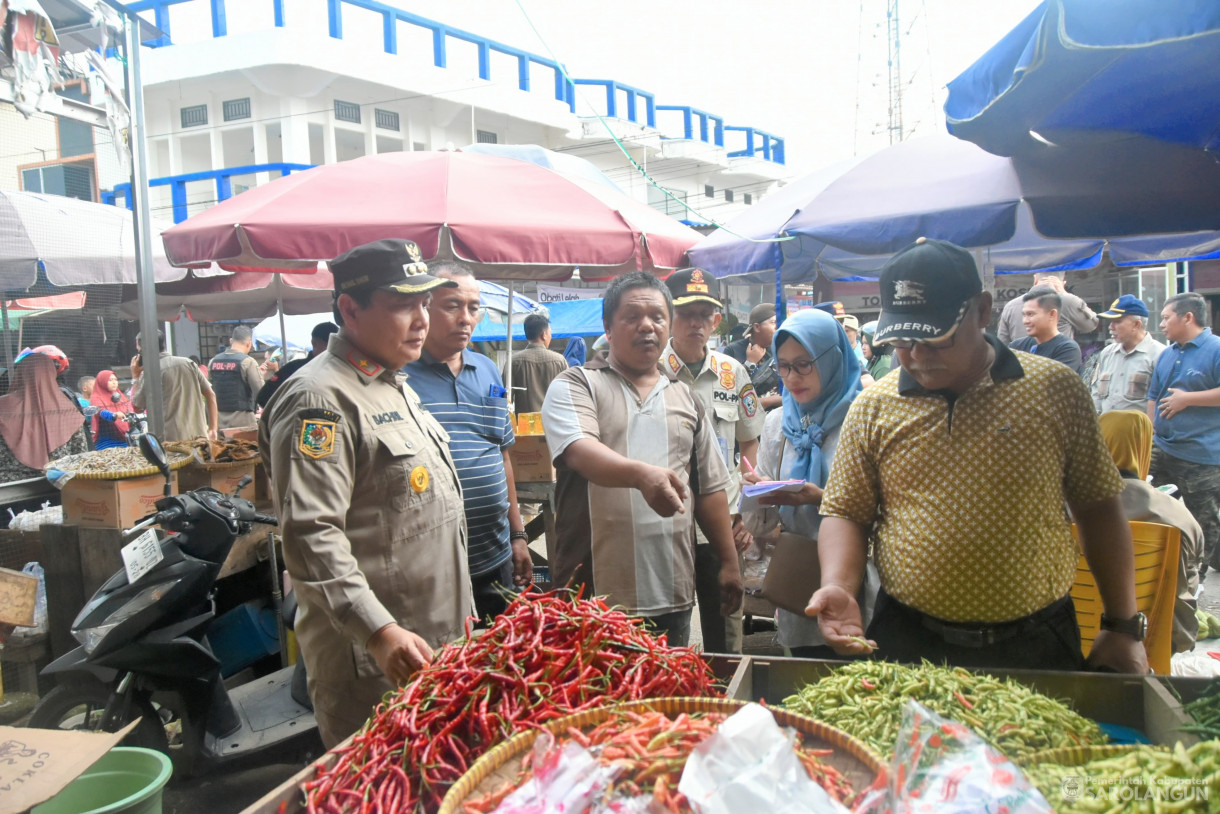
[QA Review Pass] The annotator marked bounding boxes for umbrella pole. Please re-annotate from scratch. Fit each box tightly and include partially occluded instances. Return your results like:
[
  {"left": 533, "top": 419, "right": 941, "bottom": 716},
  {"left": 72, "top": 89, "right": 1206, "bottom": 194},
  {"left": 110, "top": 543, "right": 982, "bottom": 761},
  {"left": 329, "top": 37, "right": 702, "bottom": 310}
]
[
  {"left": 1, "top": 299, "right": 11, "bottom": 366},
  {"left": 275, "top": 273, "right": 289, "bottom": 361},
  {"left": 505, "top": 287, "right": 515, "bottom": 411}
]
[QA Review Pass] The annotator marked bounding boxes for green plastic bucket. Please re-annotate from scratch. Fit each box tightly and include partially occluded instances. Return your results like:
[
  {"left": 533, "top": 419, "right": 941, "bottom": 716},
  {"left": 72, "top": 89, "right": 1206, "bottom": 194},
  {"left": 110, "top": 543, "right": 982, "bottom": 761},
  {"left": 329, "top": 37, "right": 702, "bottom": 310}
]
[{"left": 32, "top": 747, "right": 173, "bottom": 814}]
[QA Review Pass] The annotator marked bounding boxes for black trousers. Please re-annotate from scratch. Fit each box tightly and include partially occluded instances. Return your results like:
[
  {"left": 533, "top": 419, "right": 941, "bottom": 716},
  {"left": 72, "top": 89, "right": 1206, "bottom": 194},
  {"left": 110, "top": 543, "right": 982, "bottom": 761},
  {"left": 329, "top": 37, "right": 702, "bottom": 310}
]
[
  {"left": 471, "top": 558, "right": 517, "bottom": 622},
  {"left": 865, "top": 588, "right": 1086, "bottom": 671}
]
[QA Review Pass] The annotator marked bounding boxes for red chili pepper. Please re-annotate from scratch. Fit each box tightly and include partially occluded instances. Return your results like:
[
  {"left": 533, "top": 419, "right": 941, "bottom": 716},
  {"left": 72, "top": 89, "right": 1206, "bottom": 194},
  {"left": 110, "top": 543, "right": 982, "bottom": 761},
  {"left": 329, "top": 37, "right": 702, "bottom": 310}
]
[
  {"left": 303, "top": 588, "right": 720, "bottom": 812},
  {"left": 955, "top": 690, "right": 975, "bottom": 710}
]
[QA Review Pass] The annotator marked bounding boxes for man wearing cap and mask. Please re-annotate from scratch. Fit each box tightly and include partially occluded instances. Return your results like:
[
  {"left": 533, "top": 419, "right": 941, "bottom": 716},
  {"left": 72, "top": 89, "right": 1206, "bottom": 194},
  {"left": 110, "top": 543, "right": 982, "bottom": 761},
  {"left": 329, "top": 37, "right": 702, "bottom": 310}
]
[
  {"left": 807, "top": 237, "right": 1148, "bottom": 674},
  {"left": 724, "top": 303, "right": 781, "bottom": 410},
  {"left": 1090, "top": 295, "right": 1165, "bottom": 415},
  {"left": 661, "top": 269, "right": 764, "bottom": 653},
  {"left": 259, "top": 239, "right": 472, "bottom": 747}
]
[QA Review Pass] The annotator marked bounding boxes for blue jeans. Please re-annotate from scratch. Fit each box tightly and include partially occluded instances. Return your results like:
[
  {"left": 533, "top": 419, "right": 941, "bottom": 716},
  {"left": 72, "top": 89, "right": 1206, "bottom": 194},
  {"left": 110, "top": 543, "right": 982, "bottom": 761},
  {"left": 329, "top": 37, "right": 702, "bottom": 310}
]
[{"left": 643, "top": 609, "right": 693, "bottom": 647}]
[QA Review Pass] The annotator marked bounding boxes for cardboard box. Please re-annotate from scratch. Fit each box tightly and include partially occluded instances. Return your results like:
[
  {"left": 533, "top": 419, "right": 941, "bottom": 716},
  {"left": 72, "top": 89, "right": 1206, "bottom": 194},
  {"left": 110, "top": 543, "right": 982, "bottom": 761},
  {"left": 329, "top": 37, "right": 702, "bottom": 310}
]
[
  {"left": 60, "top": 473, "right": 177, "bottom": 529},
  {"left": 0, "top": 567, "right": 37, "bottom": 627},
  {"left": 0, "top": 720, "right": 137, "bottom": 814},
  {"left": 509, "top": 413, "right": 554, "bottom": 483},
  {"left": 509, "top": 435, "right": 555, "bottom": 483},
  {"left": 177, "top": 462, "right": 257, "bottom": 498}
]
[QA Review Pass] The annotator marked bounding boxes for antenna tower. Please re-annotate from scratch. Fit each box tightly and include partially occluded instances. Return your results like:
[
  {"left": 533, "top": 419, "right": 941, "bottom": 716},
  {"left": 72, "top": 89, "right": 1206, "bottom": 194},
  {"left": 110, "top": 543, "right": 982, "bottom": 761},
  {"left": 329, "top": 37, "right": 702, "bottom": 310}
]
[{"left": 885, "top": 0, "right": 904, "bottom": 143}]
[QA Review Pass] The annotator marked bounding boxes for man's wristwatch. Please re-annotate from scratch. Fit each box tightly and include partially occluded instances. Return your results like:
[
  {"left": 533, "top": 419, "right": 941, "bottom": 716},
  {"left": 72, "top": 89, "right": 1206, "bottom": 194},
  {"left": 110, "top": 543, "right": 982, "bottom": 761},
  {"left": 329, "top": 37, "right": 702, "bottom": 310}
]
[{"left": 1100, "top": 611, "right": 1147, "bottom": 641}]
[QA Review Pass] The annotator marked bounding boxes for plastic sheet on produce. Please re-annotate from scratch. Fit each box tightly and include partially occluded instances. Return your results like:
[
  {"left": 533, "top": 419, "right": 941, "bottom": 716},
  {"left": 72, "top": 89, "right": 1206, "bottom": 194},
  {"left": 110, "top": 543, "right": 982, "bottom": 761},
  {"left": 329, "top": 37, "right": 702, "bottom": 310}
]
[{"left": 855, "top": 701, "right": 1052, "bottom": 814}]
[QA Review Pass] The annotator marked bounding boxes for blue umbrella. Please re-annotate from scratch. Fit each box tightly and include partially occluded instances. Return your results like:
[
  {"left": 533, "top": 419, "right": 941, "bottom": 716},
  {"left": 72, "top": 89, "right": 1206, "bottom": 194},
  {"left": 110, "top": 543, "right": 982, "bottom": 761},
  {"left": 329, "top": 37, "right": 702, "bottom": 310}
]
[
  {"left": 946, "top": 1, "right": 1220, "bottom": 157},
  {"left": 688, "top": 134, "right": 1220, "bottom": 284},
  {"left": 254, "top": 281, "right": 543, "bottom": 353},
  {"left": 943, "top": 1, "right": 1220, "bottom": 237}
]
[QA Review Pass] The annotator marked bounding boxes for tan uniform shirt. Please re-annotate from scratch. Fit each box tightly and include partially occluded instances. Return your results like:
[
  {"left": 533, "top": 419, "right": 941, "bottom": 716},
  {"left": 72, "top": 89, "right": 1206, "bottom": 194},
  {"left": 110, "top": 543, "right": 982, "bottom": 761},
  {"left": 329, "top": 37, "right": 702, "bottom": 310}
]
[
  {"left": 541, "top": 356, "right": 730, "bottom": 616},
  {"left": 506, "top": 344, "right": 569, "bottom": 414},
  {"left": 1090, "top": 333, "right": 1166, "bottom": 414},
  {"left": 661, "top": 341, "right": 764, "bottom": 523},
  {"left": 259, "top": 334, "right": 471, "bottom": 744},
  {"left": 131, "top": 352, "right": 212, "bottom": 442}
]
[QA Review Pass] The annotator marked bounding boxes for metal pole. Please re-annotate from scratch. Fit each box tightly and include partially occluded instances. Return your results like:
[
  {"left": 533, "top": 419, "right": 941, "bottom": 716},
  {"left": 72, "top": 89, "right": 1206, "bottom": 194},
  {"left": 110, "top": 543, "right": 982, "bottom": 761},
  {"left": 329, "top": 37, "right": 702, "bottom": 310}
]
[
  {"left": 125, "top": 17, "right": 165, "bottom": 438},
  {"left": 0, "top": 299, "right": 11, "bottom": 365},
  {"left": 505, "top": 286, "right": 515, "bottom": 409},
  {"left": 276, "top": 273, "right": 289, "bottom": 358}
]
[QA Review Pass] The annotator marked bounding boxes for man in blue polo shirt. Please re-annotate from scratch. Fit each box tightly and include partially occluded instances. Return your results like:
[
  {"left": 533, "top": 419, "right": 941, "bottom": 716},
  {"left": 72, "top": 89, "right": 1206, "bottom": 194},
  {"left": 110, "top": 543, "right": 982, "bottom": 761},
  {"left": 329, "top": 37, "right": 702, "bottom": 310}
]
[
  {"left": 406, "top": 262, "right": 532, "bottom": 618},
  {"left": 1148, "top": 292, "right": 1220, "bottom": 575}
]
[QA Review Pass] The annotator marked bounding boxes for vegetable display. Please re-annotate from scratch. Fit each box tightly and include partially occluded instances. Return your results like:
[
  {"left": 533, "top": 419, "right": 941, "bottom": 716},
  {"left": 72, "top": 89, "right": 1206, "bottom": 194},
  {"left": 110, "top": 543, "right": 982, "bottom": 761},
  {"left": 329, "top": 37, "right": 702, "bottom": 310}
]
[
  {"left": 1182, "top": 677, "right": 1220, "bottom": 740},
  {"left": 462, "top": 708, "right": 860, "bottom": 813},
  {"left": 302, "top": 590, "right": 720, "bottom": 813},
  {"left": 1021, "top": 741, "right": 1220, "bottom": 813},
  {"left": 782, "top": 660, "right": 1106, "bottom": 761}
]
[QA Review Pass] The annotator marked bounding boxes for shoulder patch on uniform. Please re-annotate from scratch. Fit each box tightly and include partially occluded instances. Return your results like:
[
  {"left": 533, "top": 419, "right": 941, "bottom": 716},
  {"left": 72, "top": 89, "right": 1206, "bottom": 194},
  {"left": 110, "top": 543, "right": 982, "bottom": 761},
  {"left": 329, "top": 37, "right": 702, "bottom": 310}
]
[
  {"left": 298, "top": 407, "right": 341, "bottom": 423},
  {"left": 298, "top": 419, "right": 337, "bottom": 459},
  {"left": 666, "top": 352, "right": 682, "bottom": 375},
  {"left": 741, "top": 385, "right": 759, "bottom": 418}
]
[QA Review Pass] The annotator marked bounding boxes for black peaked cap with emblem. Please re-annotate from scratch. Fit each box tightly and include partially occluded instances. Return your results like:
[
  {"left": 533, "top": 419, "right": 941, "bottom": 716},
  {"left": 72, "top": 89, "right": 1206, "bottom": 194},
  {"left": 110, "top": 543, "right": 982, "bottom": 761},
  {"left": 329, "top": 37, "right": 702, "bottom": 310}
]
[
  {"left": 329, "top": 239, "right": 458, "bottom": 296},
  {"left": 873, "top": 237, "right": 981, "bottom": 345},
  {"left": 665, "top": 268, "right": 723, "bottom": 308}
]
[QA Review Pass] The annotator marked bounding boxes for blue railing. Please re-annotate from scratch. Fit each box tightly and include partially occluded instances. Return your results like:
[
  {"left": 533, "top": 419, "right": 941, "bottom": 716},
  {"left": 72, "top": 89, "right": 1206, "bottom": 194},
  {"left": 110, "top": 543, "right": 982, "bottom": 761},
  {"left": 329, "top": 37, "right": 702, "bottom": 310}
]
[
  {"left": 105, "top": 163, "right": 314, "bottom": 222},
  {"left": 124, "top": 0, "right": 785, "bottom": 165},
  {"left": 657, "top": 105, "right": 725, "bottom": 148},
  {"left": 725, "top": 126, "right": 785, "bottom": 164}
]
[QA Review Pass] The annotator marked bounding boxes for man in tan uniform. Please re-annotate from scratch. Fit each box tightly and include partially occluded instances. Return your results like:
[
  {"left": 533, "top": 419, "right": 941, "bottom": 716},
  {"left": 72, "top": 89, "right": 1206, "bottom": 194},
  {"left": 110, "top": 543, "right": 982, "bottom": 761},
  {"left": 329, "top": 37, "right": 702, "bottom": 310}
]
[
  {"left": 661, "top": 268, "right": 763, "bottom": 653},
  {"left": 260, "top": 239, "right": 472, "bottom": 747}
]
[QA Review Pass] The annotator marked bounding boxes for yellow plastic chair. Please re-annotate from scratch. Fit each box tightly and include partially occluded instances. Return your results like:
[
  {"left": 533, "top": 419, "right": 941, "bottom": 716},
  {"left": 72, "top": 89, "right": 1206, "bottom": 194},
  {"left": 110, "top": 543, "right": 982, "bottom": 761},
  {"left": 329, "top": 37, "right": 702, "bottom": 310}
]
[{"left": 1070, "top": 521, "right": 1180, "bottom": 674}]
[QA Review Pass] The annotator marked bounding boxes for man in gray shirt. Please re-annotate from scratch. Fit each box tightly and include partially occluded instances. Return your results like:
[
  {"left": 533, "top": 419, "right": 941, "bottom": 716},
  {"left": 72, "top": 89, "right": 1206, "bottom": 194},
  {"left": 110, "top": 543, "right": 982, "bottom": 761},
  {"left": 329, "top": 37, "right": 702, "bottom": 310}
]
[
  {"left": 997, "top": 271, "right": 1099, "bottom": 343},
  {"left": 1090, "top": 295, "right": 1165, "bottom": 414}
]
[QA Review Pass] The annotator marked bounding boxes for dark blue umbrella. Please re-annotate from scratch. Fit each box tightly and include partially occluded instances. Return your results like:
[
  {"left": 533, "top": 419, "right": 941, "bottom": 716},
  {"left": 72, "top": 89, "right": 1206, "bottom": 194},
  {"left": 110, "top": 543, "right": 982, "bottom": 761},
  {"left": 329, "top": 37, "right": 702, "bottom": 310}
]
[
  {"left": 687, "top": 135, "right": 1220, "bottom": 284},
  {"left": 944, "top": 1, "right": 1220, "bottom": 237},
  {"left": 946, "top": 1, "right": 1220, "bottom": 156}
]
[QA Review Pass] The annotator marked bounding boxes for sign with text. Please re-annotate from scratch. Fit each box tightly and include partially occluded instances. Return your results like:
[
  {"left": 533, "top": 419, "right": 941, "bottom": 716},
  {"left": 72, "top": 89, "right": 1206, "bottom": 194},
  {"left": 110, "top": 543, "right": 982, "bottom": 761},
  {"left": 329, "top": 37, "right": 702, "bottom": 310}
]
[{"left": 536, "top": 284, "right": 602, "bottom": 303}]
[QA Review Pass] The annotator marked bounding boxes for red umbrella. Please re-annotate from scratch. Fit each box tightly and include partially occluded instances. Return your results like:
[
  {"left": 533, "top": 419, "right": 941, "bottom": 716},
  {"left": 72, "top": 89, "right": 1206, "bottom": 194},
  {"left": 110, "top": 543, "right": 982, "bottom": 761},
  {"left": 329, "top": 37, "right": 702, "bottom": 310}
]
[{"left": 161, "top": 151, "right": 700, "bottom": 281}]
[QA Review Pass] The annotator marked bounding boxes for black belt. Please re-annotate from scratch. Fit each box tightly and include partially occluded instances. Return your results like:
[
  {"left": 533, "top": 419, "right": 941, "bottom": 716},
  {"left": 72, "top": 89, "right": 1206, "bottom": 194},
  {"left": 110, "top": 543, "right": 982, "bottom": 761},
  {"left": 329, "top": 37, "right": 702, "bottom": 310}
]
[{"left": 911, "top": 595, "right": 1073, "bottom": 649}]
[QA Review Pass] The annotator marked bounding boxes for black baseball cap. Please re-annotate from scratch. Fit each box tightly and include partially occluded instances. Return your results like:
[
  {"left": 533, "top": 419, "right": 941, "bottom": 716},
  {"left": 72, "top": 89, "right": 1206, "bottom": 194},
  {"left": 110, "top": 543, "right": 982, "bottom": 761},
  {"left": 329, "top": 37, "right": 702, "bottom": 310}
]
[
  {"left": 666, "top": 268, "right": 723, "bottom": 308},
  {"left": 329, "top": 239, "right": 457, "bottom": 296},
  {"left": 873, "top": 238, "right": 982, "bottom": 345}
]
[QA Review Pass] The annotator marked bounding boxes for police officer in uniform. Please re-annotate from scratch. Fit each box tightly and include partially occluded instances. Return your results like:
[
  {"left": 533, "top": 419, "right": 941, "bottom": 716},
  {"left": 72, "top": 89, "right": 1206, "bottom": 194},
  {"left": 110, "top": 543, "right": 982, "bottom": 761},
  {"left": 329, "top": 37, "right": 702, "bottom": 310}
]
[
  {"left": 260, "top": 239, "right": 472, "bottom": 747},
  {"left": 209, "top": 325, "right": 264, "bottom": 429},
  {"left": 662, "top": 269, "right": 765, "bottom": 653}
]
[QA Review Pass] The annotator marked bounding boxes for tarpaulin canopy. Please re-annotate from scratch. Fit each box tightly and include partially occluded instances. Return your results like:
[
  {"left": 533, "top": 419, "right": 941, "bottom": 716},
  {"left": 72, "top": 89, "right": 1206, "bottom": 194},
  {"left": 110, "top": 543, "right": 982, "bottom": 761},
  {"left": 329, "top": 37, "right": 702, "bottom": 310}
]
[{"left": 473, "top": 298, "right": 604, "bottom": 342}]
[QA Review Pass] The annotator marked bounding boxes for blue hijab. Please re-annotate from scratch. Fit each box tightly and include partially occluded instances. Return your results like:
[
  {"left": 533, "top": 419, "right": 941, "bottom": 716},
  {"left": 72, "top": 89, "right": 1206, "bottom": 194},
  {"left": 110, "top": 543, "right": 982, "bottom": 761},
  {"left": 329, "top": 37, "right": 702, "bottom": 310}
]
[{"left": 773, "top": 309, "right": 862, "bottom": 489}]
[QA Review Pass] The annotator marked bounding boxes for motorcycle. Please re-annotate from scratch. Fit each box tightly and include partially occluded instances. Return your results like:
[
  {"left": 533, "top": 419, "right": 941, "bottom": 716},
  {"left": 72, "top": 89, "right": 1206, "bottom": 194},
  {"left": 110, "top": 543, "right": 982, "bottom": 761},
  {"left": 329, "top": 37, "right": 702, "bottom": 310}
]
[{"left": 29, "top": 432, "right": 320, "bottom": 776}]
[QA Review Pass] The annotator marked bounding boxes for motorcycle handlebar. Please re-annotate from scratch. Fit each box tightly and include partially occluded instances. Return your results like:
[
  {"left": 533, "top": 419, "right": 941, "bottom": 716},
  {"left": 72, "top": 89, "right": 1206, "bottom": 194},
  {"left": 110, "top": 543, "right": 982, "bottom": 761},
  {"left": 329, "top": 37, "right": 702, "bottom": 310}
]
[{"left": 253, "top": 513, "right": 279, "bottom": 526}]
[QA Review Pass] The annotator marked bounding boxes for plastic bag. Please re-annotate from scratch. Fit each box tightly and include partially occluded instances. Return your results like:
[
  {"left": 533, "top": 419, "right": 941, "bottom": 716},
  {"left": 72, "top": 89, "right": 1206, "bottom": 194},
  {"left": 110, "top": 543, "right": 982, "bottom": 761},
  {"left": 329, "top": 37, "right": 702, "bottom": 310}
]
[
  {"left": 7, "top": 501, "right": 63, "bottom": 530},
  {"left": 854, "top": 701, "right": 1053, "bottom": 814},
  {"left": 9, "top": 561, "right": 49, "bottom": 642},
  {"left": 492, "top": 731, "right": 640, "bottom": 814},
  {"left": 679, "top": 703, "right": 848, "bottom": 814}
]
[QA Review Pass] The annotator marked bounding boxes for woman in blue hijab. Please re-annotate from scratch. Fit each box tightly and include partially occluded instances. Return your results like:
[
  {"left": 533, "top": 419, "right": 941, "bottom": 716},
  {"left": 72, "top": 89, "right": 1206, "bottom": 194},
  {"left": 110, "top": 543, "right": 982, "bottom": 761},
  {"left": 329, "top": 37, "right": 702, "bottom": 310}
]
[{"left": 741, "top": 308, "right": 878, "bottom": 657}]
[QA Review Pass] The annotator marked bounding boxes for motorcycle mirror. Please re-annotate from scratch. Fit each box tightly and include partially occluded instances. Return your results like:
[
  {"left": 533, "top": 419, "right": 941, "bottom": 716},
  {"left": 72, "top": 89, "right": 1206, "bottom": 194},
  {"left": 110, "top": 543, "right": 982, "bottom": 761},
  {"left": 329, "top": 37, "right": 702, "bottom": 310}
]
[{"left": 138, "top": 433, "right": 172, "bottom": 494}]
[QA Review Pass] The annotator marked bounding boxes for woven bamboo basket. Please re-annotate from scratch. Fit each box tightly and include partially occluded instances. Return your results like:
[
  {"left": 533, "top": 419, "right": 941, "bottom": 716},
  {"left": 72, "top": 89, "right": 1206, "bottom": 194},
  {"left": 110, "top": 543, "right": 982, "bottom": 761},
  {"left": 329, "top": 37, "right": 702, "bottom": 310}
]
[
  {"left": 188, "top": 455, "right": 262, "bottom": 471},
  {"left": 438, "top": 696, "right": 887, "bottom": 814},
  {"left": 1016, "top": 743, "right": 1167, "bottom": 768},
  {"left": 48, "top": 449, "right": 193, "bottom": 480}
]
